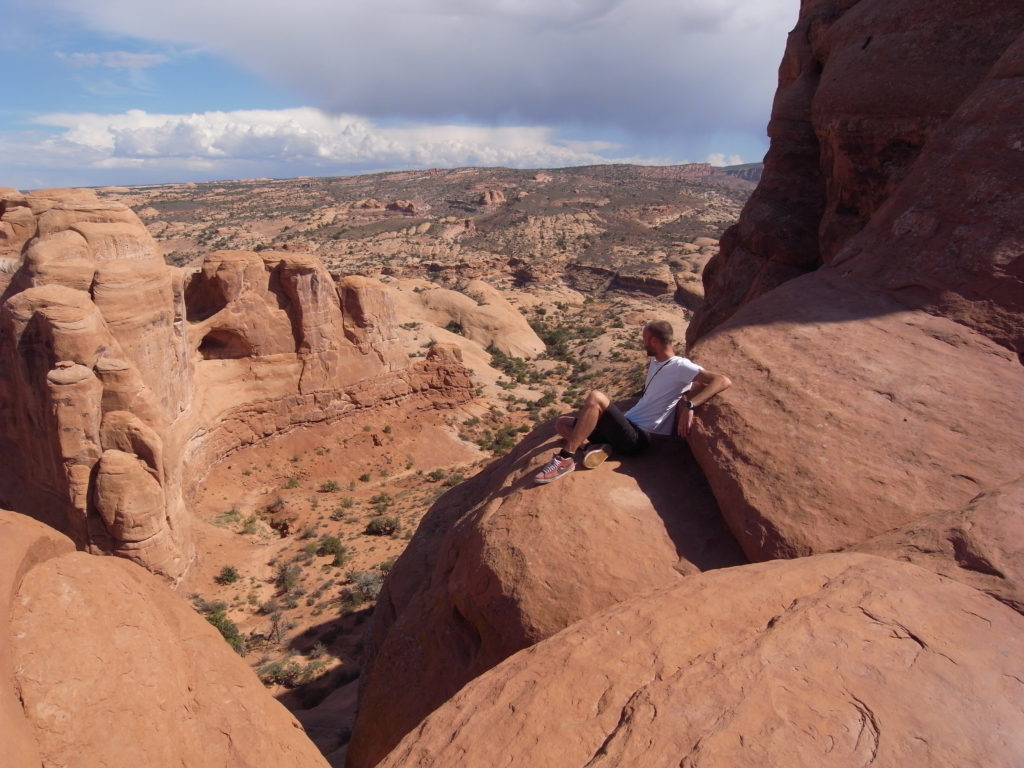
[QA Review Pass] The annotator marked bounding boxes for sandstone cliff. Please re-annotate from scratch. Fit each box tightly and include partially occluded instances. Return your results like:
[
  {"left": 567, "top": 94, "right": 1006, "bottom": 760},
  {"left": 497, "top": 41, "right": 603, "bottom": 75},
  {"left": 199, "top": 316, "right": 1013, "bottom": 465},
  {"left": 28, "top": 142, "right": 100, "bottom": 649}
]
[
  {"left": 0, "top": 509, "right": 329, "bottom": 767},
  {"left": 684, "top": 2, "right": 1024, "bottom": 562},
  {"left": 689, "top": 0, "right": 1024, "bottom": 347},
  {"left": 0, "top": 189, "right": 473, "bottom": 581}
]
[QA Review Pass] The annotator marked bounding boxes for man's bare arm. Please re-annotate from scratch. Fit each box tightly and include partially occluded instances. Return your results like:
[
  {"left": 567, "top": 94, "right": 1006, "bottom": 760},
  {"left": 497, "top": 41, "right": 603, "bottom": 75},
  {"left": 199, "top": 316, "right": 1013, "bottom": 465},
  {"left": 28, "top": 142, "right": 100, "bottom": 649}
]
[
  {"left": 676, "top": 369, "right": 733, "bottom": 437},
  {"left": 687, "top": 370, "right": 732, "bottom": 407}
]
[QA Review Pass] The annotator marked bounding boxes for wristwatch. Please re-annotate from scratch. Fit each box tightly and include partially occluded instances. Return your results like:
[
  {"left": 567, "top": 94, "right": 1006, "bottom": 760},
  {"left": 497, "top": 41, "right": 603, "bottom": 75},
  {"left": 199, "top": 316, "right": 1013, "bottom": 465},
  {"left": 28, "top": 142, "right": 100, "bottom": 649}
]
[{"left": 681, "top": 399, "right": 696, "bottom": 410}]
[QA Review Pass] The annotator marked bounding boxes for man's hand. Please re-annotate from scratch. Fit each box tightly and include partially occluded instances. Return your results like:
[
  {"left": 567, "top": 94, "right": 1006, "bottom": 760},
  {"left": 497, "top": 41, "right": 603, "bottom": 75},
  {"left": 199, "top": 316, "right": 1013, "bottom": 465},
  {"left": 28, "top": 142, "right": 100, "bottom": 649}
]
[{"left": 677, "top": 407, "right": 694, "bottom": 438}]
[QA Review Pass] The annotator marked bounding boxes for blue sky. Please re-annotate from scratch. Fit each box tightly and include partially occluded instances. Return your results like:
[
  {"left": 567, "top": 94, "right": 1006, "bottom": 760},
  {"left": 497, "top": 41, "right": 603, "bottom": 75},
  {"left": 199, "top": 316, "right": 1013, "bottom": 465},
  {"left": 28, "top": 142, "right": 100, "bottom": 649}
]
[{"left": 1, "top": 0, "right": 795, "bottom": 190}]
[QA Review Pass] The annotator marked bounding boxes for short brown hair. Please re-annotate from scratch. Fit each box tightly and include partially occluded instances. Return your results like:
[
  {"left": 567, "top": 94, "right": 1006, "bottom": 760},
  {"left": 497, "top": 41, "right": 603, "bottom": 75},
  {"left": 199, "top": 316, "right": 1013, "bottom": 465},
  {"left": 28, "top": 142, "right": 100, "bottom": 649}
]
[{"left": 644, "top": 320, "right": 674, "bottom": 345}]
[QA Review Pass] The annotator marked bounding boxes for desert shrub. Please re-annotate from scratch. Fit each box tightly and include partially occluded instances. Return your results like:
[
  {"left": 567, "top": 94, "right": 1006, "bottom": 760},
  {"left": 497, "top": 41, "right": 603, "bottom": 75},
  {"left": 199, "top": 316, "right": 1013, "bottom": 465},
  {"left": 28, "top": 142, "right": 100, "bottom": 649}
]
[
  {"left": 215, "top": 565, "right": 240, "bottom": 585},
  {"left": 284, "top": 477, "right": 300, "bottom": 489},
  {"left": 369, "top": 492, "right": 393, "bottom": 513},
  {"left": 308, "top": 641, "right": 328, "bottom": 659},
  {"left": 364, "top": 516, "right": 399, "bottom": 536},
  {"left": 358, "top": 473, "right": 371, "bottom": 482},
  {"left": 257, "top": 658, "right": 327, "bottom": 687},
  {"left": 345, "top": 570, "right": 384, "bottom": 603},
  {"left": 257, "top": 598, "right": 280, "bottom": 615},
  {"left": 240, "top": 515, "right": 259, "bottom": 535},
  {"left": 378, "top": 556, "right": 398, "bottom": 573},
  {"left": 319, "top": 480, "right": 341, "bottom": 493},
  {"left": 426, "top": 468, "right": 446, "bottom": 482},
  {"left": 213, "top": 508, "right": 241, "bottom": 527},
  {"left": 276, "top": 563, "right": 303, "bottom": 594},
  {"left": 193, "top": 599, "right": 245, "bottom": 655},
  {"left": 442, "top": 471, "right": 465, "bottom": 487},
  {"left": 316, "top": 536, "right": 348, "bottom": 567}
]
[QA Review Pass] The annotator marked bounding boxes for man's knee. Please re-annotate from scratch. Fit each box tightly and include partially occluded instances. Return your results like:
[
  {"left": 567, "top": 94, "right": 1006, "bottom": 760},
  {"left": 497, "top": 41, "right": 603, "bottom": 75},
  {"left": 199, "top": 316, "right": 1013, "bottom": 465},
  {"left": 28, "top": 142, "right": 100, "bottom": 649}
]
[{"left": 583, "top": 390, "right": 610, "bottom": 410}]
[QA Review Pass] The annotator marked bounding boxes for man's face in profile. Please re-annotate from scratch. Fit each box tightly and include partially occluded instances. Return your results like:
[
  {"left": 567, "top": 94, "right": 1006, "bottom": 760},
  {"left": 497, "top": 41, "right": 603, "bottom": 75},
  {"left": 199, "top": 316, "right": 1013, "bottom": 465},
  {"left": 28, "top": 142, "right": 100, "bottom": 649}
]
[{"left": 642, "top": 328, "right": 657, "bottom": 357}]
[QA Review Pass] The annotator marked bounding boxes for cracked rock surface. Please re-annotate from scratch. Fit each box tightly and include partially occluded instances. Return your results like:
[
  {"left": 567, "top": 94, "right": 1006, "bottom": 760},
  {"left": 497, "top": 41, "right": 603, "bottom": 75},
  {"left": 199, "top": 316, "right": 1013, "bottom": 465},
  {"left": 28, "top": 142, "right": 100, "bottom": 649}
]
[{"left": 377, "top": 553, "right": 1024, "bottom": 768}]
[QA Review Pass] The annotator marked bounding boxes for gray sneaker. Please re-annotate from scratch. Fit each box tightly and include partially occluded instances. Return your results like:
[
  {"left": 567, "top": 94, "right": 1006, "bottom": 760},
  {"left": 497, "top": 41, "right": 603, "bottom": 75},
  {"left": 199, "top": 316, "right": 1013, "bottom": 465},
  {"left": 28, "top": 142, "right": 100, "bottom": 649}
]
[{"left": 582, "top": 443, "right": 612, "bottom": 469}]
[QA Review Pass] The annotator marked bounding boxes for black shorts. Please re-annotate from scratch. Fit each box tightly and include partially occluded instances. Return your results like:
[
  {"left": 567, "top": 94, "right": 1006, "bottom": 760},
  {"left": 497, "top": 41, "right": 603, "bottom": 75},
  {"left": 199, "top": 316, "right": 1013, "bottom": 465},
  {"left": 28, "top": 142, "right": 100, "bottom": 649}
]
[{"left": 574, "top": 404, "right": 649, "bottom": 456}]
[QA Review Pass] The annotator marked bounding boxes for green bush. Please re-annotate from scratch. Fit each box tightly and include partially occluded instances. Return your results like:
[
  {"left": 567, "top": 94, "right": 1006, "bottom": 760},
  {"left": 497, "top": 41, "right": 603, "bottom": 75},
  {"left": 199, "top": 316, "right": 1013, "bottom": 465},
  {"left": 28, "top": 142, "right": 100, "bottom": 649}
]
[
  {"left": 284, "top": 477, "right": 300, "bottom": 489},
  {"left": 364, "top": 516, "right": 399, "bottom": 536},
  {"left": 316, "top": 536, "right": 348, "bottom": 567},
  {"left": 215, "top": 565, "right": 240, "bottom": 585},
  {"left": 257, "top": 658, "right": 327, "bottom": 687},
  {"left": 319, "top": 480, "right": 341, "bottom": 493},
  {"left": 345, "top": 570, "right": 384, "bottom": 604},
  {"left": 276, "top": 563, "right": 303, "bottom": 594},
  {"left": 369, "top": 492, "right": 393, "bottom": 513},
  {"left": 193, "top": 599, "right": 245, "bottom": 655}
]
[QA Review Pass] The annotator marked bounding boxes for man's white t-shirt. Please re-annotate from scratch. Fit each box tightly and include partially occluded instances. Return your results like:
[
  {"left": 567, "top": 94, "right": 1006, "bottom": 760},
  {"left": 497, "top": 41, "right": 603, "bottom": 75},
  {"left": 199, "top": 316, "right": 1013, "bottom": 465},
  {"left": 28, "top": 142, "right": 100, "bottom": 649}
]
[{"left": 624, "top": 356, "right": 703, "bottom": 435}]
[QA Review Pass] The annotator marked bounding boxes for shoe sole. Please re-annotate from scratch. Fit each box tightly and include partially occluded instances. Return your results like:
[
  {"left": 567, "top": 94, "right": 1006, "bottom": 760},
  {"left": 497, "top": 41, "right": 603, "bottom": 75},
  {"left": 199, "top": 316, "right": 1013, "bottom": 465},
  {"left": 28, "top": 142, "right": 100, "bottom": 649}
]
[
  {"left": 582, "top": 447, "right": 610, "bottom": 469},
  {"left": 535, "top": 465, "right": 575, "bottom": 484}
]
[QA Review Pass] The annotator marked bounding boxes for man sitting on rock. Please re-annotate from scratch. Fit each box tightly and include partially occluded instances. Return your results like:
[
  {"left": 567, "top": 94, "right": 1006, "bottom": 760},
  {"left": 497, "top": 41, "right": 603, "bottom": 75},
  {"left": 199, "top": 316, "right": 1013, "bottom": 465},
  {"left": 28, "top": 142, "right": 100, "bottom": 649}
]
[{"left": 534, "top": 320, "right": 732, "bottom": 484}]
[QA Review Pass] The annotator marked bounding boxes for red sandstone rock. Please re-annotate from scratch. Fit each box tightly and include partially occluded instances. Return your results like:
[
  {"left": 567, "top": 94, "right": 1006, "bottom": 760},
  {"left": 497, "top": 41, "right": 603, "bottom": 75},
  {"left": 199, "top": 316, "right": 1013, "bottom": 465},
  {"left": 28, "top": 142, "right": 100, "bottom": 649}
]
[
  {"left": 855, "top": 476, "right": 1024, "bottom": 614},
  {"left": 687, "top": 274, "right": 1024, "bottom": 561},
  {"left": 477, "top": 189, "right": 506, "bottom": 206},
  {"left": 681, "top": 4, "right": 1024, "bottom": 562},
  {"left": 1, "top": 509, "right": 328, "bottom": 767},
  {"left": 391, "top": 278, "right": 545, "bottom": 359},
  {"left": 346, "top": 424, "right": 745, "bottom": 768},
  {"left": 689, "top": 1, "right": 1024, "bottom": 344},
  {"left": 377, "top": 554, "right": 1024, "bottom": 768},
  {"left": 0, "top": 191, "right": 474, "bottom": 582}
]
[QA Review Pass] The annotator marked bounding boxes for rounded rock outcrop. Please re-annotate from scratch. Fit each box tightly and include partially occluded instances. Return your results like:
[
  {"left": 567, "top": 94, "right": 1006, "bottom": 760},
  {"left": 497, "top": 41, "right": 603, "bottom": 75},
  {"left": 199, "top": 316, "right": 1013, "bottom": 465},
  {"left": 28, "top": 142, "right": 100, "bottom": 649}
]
[{"left": 377, "top": 554, "right": 1024, "bottom": 768}]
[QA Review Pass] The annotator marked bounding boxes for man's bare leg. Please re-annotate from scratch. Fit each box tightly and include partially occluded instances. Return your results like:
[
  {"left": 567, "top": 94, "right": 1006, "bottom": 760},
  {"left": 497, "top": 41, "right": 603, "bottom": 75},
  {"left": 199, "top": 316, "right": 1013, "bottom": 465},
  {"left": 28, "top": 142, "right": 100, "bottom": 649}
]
[{"left": 564, "top": 390, "right": 609, "bottom": 453}]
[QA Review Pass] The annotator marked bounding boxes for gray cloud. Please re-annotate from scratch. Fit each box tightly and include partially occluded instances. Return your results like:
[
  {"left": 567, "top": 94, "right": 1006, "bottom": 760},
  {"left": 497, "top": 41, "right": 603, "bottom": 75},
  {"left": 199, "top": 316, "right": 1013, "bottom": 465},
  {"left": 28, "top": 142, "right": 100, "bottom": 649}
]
[{"left": 39, "top": 0, "right": 794, "bottom": 141}]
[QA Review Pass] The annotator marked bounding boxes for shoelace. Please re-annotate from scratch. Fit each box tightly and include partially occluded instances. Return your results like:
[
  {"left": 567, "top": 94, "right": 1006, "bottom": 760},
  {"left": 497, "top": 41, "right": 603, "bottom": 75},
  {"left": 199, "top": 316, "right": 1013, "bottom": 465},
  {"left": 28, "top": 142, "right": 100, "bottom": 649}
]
[{"left": 540, "top": 455, "right": 566, "bottom": 472}]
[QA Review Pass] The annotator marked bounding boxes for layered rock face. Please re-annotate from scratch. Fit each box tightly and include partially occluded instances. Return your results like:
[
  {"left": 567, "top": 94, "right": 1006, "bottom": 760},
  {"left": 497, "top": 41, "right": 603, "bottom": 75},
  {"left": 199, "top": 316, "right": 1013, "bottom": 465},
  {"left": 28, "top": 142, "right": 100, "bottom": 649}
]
[
  {"left": 689, "top": 0, "right": 1024, "bottom": 344},
  {"left": 0, "top": 509, "right": 329, "bottom": 767},
  {"left": 0, "top": 189, "right": 472, "bottom": 581},
  {"left": 377, "top": 554, "right": 1024, "bottom": 768},
  {"left": 347, "top": 426, "right": 746, "bottom": 768}
]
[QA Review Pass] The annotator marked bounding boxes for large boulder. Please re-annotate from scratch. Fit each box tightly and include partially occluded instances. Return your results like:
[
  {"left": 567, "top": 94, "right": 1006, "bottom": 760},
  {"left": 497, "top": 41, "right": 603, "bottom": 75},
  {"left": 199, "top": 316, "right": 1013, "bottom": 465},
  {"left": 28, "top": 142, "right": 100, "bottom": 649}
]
[
  {"left": 347, "top": 424, "right": 746, "bottom": 768},
  {"left": 683, "top": 4, "right": 1024, "bottom": 561},
  {"left": 377, "top": 553, "right": 1024, "bottom": 768},
  {"left": 686, "top": 275, "right": 1024, "bottom": 561},
  {"left": 0, "top": 509, "right": 328, "bottom": 767},
  {"left": 390, "top": 278, "right": 545, "bottom": 359}
]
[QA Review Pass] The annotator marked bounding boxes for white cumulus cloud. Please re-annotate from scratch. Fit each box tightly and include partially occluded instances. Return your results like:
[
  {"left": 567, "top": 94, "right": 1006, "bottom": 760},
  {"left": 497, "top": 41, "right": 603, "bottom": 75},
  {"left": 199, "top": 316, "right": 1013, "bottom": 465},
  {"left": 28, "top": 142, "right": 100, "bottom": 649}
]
[
  {"left": 705, "top": 153, "right": 743, "bottom": 167},
  {"left": 5, "top": 107, "right": 680, "bottom": 187}
]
